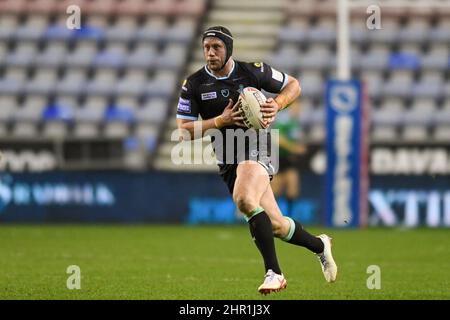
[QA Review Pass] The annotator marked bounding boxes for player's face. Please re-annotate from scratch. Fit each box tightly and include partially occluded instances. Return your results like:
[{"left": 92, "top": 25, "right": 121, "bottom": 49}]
[{"left": 203, "top": 37, "right": 226, "bottom": 71}]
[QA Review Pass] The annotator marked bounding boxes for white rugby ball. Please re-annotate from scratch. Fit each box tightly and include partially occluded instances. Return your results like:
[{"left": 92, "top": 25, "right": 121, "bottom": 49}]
[{"left": 238, "top": 87, "right": 267, "bottom": 129}]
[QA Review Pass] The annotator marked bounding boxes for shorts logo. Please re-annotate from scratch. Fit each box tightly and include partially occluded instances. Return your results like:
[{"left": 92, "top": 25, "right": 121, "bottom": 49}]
[
  {"left": 177, "top": 98, "right": 191, "bottom": 112},
  {"left": 250, "top": 150, "right": 259, "bottom": 157},
  {"left": 221, "top": 89, "right": 229, "bottom": 97},
  {"left": 201, "top": 92, "right": 217, "bottom": 100}
]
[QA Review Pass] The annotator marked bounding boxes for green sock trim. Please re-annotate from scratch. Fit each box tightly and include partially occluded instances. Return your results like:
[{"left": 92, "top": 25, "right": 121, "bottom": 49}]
[
  {"left": 282, "top": 217, "right": 296, "bottom": 242},
  {"left": 244, "top": 207, "right": 264, "bottom": 222}
]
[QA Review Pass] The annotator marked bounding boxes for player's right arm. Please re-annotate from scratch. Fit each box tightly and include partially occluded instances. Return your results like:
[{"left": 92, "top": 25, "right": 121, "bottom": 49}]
[
  {"left": 177, "top": 99, "right": 244, "bottom": 140},
  {"left": 176, "top": 79, "right": 244, "bottom": 140}
]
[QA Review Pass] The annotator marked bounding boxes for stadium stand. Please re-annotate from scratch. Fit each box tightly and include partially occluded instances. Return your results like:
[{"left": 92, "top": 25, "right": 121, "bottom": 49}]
[
  {"left": 0, "top": 0, "right": 206, "bottom": 169},
  {"left": 268, "top": 0, "right": 450, "bottom": 146},
  {"left": 0, "top": 0, "right": 449, "bottom": 172}
]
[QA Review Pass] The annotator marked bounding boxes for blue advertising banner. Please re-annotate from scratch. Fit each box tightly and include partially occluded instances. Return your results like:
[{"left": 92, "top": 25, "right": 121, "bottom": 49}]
[
  {"left": 0, "top": 171, "right": 228, "bottom": 223},
  {"left": 0, "top": 171, "right": 448, "bottom": 227},
  {"left": 0, "top": 171, "right": 322, "bottom": 224},
  {"left": 325, "top": 79, "right": 368, "bottom": 227}
]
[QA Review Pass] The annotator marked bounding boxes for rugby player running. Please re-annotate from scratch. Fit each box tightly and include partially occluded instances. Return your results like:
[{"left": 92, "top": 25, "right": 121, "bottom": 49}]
[{"left": 176, "top": 26, "right": 337, "bottom": 294}]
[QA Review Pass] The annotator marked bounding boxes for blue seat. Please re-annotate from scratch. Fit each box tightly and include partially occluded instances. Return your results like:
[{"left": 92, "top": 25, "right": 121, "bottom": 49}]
[
  {"left": 93, "top": 51, "right": 125, "bottom": 68},
  {"left": 73, "top": 25, "right": 104, "bottom": 41},
  {"left": 389, "top": 53, "right": 419, "bottom": 70},
  {"left": 44, "top": 25, "right": 74, "bottom": 41},
  {"left": 42, "top": 104, "right": 74, "bottom": 122},
  {"left": 104, "top": 105, "right": 135, "bottom": 123}
]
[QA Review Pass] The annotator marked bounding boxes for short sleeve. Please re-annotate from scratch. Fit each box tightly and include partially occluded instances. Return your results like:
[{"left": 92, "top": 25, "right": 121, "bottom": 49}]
[
  {"left": 176, "top": 79, "right": 199, "bottom": 120},
  {"left": 249, "top": 62, "right": 289, "bottom": 94}
]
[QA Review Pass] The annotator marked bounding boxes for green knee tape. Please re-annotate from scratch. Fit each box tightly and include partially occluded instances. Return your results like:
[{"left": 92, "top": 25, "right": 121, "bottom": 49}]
[
  {"left": 244, "top": 207, "right": 264, "bottom": 222},
  {"left": 282, "top": 217, "right": 296, "bottom": 241}
]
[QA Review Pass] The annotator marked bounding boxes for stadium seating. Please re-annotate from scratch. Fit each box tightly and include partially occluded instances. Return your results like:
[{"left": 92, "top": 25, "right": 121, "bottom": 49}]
[
  {"left": 0, "top": 0, "right": 206, "bottom": 163},
  {"left": 1, "top": 0, "right": 449, "bottom": 172},
  {"left": 269, "top": 0, "right": 450, "bottom": 143}
]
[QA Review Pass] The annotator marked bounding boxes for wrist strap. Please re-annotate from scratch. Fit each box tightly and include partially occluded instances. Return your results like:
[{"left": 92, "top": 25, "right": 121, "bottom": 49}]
[{"left": 214, "top": 115, "right": 225, "bottom": 128}]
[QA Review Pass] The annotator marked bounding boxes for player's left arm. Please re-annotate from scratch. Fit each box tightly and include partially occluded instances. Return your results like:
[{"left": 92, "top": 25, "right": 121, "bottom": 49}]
[{"left": 260, "top": 75, "right": 301, "bottom": 124}]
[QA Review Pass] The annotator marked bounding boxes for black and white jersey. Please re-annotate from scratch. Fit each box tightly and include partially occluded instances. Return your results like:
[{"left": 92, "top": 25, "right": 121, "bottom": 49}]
[{"left": 176, "top": 60, "right": 289, "bottom": 166}]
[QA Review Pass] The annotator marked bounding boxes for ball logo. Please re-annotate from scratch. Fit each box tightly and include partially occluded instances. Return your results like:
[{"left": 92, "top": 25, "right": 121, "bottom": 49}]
[
  {"left": 330, "top": 85, "right": 358, "bottom": 113},
  {"left": 253, "top": 92, "right": 265, "bottom": 105}
]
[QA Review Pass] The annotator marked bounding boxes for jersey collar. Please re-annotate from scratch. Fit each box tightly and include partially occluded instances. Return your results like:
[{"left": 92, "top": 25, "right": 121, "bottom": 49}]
[{"left": 204, "top": 60, "right": 235, "bottom": 80}]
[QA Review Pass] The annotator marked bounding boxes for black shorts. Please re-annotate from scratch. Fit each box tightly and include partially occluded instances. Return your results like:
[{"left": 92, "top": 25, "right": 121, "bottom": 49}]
[
  {"left": 278, "top": 155, "right": 300, "bottom": 173},
  {"left": 278, "top": 155, "right": 308, "bottom": 173},
  {"left": 218, "top": 158, "right": 275, "bottom": 195}
]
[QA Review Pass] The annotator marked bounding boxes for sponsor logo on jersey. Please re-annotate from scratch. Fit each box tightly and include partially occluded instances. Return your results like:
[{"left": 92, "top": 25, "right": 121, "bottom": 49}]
[
  {"left": 221, "top": 89, "right": 229, "bottom": 97},
  {"left": 254, "top": 62, "right": 264, "bottom": 72},
  {"left": 177, "top": 97, "right": 191, "bottom": 112},
  {"left": 201, "top": 91, "right": 217, "bottom": 100}
]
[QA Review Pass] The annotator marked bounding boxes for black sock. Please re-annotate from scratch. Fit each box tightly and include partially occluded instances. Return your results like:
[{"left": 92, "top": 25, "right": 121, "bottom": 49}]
[
  {"left": 287, "top": 220, "right": 324, "bottom": 254},
  {"left": 248, "top": 211, "right": 282, "bottom": 275}
]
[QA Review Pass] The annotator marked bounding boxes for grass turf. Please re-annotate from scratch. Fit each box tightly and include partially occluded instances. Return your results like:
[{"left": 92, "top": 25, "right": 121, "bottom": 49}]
[{"left": 0, "top": 225, "right": 449, "bottom": 300}]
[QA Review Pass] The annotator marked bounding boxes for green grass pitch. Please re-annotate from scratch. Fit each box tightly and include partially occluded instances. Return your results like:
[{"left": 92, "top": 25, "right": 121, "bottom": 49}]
[{"left": 0, "top": 225, "right": 449, "bottom": 300}]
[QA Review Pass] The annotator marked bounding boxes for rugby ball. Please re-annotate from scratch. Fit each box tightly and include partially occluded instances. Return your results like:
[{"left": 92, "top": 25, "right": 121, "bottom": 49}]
[{"left": 238, "top": 87, "right": 267, "bottom": 129}]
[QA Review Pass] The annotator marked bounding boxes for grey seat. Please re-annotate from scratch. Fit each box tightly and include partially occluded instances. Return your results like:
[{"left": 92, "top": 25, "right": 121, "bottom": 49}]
[
  {"left": 115, "top": 70, "right": 147, "bottom": 97},
  {"left": 298, "top": 44, "right": 331, "bottom": 71},
  {"left": 397, "top": 19, "right": 429, "bottom": 44},
  {"left": 24, "top": 68, "right": 58, "bottom": 95},
  {"left": 14, "top": 95, "right": 47, "bottom": 122},
  {"left": 421, "top": 45, "right": 449, "bottom": 70},
  {"left": 369, "top": 17, "right": 400, "bottom": 44},
  {"left": 11, "top": 121, "right": 39, "bottom": 137},
  {"left": 155, "top": 44, "right": 187, "bottom": 69},
  {"left": 371, "top": 125, "right": 398, "bottom": 143},
  {"left": 42, "top": 122, "right": 69, "bottom": 138},
  {"left": 402, "top": 126, "right": 428, "bottom": 142},
  {"left": 382, "top": 71, "right": 413, "bottom": 98},
  {"left": 165, "top": 19, "right": 195, "bottom": 43},
  {"left": 35, "top": 43, "right": 68, "bottom": 67},
  {"left": 125, "top": 44, "right": 157, "bottom": 69},
  {"left": 136, "top": 98, "right": 169, "bottom": 124},
  {"left": 433, "top": 125, "right": 450, "bottom": 142},
  {"left": 270, "top": 46, "right": 301, "bottom": 70},
  {"left": 5, "top": 42, "right": 37, "bottom": 67},
  {"left": 359, "top": 45, "right": 389, "bottom": 70},
  {"left": 56, "top": 68, "right": 87, "bottom": 96},
  {"left": 0, "top": 95, "right": 17, "bottom": 122},
  {"left": 103, "top": 122, "right": 130, "bottom": 138},
  {"left": 64, "top": 43, "right": 96, "bottom": 68},
  {"left": 299, "top": 71, "right": 323, "bottom": 98},
  {"left": 146, "top": 71, "right": 177, "bottom": 98},
  {"left": 412, "top": 71, "right": 444, "bottom": 99}
]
